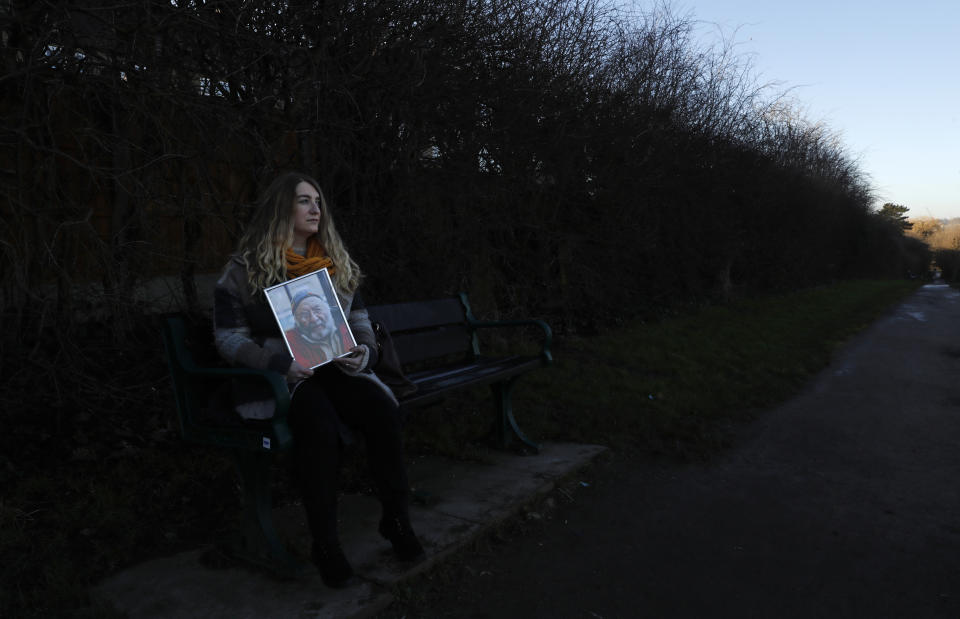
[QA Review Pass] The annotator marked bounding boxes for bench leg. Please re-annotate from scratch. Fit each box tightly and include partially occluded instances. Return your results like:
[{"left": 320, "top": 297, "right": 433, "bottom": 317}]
[
  {"left": 490, "top": 377, "right": 541, "bottom": 453},
  {"left": 231, "top": 451, "right": 307, "bottom": 579}
]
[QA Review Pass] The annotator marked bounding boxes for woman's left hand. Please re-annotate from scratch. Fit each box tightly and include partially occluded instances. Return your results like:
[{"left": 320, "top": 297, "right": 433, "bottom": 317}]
[{"left": 333, "top": 344, "right": 368, "bottom": 372}]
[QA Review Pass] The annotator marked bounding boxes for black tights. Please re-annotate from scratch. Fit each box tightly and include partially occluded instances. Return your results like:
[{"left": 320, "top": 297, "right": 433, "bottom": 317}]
[{"left": 287, "top": 366, "right": 408, "bottom": 545}]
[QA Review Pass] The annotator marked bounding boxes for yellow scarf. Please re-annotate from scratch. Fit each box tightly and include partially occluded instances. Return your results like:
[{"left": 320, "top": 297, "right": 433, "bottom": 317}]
[{"left": 286, "top": 237, "right": 336, "bottom": 278}]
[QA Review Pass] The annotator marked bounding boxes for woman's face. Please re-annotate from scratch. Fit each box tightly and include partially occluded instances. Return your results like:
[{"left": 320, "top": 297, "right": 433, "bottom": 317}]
[{"left": 292, "top": 181, "right": 322, "bottom": 247}]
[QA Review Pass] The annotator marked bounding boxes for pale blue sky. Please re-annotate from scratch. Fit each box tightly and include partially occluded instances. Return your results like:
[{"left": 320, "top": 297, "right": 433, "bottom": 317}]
[{"left": 675, "top": 0, "right": 960, "bottom": 219}]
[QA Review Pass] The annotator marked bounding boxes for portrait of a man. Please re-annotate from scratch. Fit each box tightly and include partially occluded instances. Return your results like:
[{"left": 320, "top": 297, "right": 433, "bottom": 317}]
[
  {"left": 264, "top": 268, "right": 357, "bottom": 370},
  {"left": 285, "top": 289, "right": 353, "bottom": 368}
]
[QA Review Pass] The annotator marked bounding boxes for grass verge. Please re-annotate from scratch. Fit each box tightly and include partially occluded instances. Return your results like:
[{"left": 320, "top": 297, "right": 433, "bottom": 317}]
[{"left": 510, "top": 278, "right": 921, "bottom": 457}]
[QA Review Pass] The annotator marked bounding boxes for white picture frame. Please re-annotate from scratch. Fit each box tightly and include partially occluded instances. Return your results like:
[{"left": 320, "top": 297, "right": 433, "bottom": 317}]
[{"left": 264, "top": 268, "right": 357, "bottom": 369}]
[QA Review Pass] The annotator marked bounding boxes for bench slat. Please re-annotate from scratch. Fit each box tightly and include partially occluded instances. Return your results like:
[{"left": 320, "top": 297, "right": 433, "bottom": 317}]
[
  {"left": 368, "top": 297, "right": 466, "bottom": 334},
  {"left": 391, "top": 326, "right": 473, "bottom": 365},
  {"left": 401, "top": 355, "right": 542, "bottom": 406}
]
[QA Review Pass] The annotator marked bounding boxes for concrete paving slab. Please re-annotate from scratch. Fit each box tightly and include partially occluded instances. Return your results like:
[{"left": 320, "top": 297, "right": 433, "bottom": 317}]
[
  {"left": 93, "top": 442, "right": 605, "bottom": 618},
  {"left": 89, "top": 547, "right": 389, "bottom": 619}
]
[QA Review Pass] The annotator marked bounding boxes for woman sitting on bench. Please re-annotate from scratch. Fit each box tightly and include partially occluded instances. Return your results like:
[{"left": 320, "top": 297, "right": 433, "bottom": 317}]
[{"left": 212, "top": 171, "right": 424, "bottom": 588}]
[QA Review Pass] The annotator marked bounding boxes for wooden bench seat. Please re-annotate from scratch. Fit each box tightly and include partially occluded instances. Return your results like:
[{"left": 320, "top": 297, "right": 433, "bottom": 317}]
[{"left": 368, "top": 293, "right": 552, "bottom": 452}]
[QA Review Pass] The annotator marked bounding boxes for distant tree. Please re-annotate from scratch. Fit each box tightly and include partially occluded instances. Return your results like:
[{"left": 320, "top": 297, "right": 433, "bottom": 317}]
[
  {"left": 928, "top": 223, "right": 960, "bottom": 250},
  {"left": 878, "top": 203, "right": 912, "bottom": 230},
  {"left": 907, "top": 216, "right": 943, "bottom": 240}
]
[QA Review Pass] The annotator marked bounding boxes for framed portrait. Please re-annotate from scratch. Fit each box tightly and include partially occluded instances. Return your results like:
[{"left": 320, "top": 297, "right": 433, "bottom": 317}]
[{"left": 264, "top": 268, "right": 357, "bottom": 369}]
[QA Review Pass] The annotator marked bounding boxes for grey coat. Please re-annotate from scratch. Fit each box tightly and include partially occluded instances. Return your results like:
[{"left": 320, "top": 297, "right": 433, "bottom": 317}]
[{"left": 213, "top": 256, "right": 396, "bottom": 419}]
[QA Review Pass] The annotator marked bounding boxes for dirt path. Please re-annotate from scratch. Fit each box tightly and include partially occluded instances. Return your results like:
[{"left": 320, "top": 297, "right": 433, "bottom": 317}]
[{"left": 379, "top": 284, "right": 960, "bottom": 618}]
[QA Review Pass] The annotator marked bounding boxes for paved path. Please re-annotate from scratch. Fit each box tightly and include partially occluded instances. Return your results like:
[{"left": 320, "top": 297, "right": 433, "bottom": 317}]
[{"left": 381, "top": 284, "right": 960, "bottom": 618}]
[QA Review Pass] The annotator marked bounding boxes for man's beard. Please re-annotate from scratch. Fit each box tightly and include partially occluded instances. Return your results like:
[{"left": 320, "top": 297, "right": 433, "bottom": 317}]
[{"left": 300, "top": 322, "right": 333, "bottom": 341}]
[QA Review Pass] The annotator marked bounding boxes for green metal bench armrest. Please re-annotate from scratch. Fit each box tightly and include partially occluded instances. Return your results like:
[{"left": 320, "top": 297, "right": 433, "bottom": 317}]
[
  {"left": 458, "top": 293, "right": 553, "bottom": 365},
  {"left": 161, "top": 316, "right": 292, "bottom": 451},
  {"left": 468, "top": 318, "right": 553, "bottom": 365},
  {"left": 176, "top": 364, "right": 292, "bottom": 419}
]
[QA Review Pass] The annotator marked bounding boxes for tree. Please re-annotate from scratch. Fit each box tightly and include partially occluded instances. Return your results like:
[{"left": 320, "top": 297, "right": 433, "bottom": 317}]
[
  {"left": 878, "top": 203, "right": 912, "bottom": 230},
  {"left": 907, "top": 216, "right": 943, "bottom": 240},
  {"left": 928, "top": 223, "right": 960, "bottom": 250}
]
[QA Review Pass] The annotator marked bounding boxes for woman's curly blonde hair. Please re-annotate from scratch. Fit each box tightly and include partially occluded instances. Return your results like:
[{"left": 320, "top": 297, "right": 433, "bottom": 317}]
[{"left": 237, "top": 172, "right": 362, "bottom": 295}]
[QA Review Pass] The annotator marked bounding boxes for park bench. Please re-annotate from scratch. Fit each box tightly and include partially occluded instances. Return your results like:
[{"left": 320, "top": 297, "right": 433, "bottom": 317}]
[{"left": 160, "top": 292, "right": 552, "bottom": 578}]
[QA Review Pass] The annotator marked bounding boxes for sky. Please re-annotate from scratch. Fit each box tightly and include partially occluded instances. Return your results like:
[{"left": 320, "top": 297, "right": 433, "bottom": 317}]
[{"left": 674, "top": 0, "right": 960, "bottom": 220}]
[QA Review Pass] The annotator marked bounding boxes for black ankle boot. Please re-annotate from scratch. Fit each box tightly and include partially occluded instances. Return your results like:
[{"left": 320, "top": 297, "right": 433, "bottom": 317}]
[
  {"left": 378, "top": 515, "right": 425, "bottom": 561},
  {"left": 311, "top": 541, "right": 354, "bottom": 588}
]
